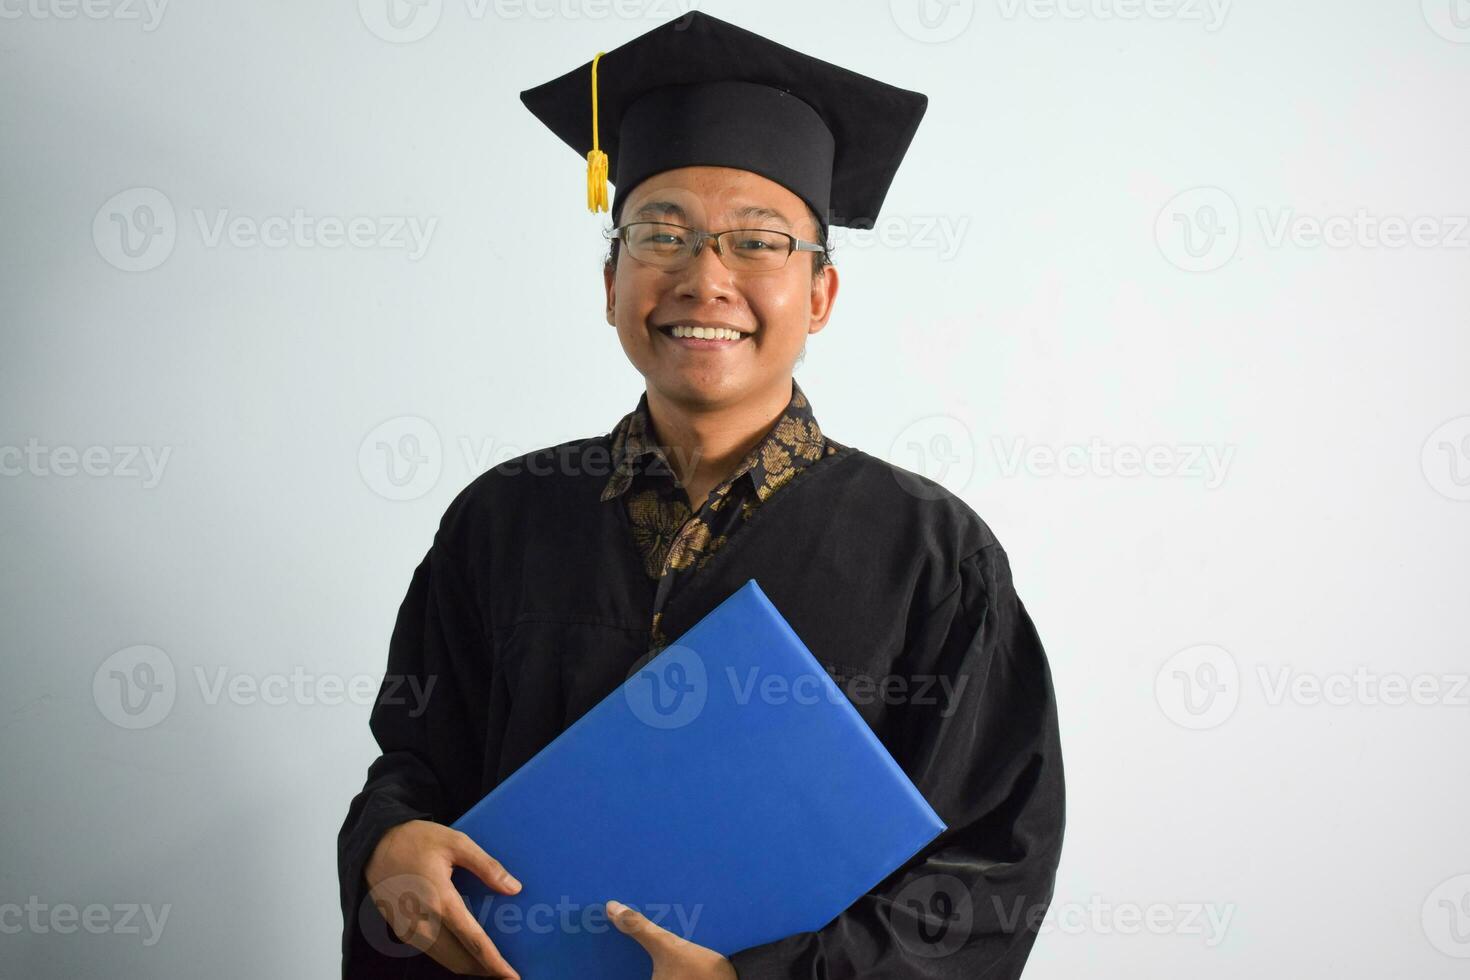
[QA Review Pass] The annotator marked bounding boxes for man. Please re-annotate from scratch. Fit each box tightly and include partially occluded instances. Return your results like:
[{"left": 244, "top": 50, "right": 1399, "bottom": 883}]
[{"left": 338, "top": 11, "right": 1064, "bottom": 979}]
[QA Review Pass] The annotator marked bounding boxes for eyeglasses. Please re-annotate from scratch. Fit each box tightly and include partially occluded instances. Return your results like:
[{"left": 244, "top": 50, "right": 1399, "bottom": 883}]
[{"left": 607, "top": 220, "right": 827, "bottom": 273}]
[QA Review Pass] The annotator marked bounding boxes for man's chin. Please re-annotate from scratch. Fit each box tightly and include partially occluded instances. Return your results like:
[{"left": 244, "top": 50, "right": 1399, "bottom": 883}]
[{"left": 647, "top": 372, "right": 751, "bottom": 409}]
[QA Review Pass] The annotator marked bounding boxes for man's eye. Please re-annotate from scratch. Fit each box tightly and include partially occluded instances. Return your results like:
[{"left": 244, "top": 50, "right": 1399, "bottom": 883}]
[
  {"left": 734, "top": 238, "right": 775, "bottom": 250},
  {"left": 635, "top": 230, "right": 685, "bottom": 251}
]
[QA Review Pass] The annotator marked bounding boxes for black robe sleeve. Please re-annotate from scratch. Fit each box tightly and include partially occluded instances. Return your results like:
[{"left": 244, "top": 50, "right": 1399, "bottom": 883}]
[
  {"left": 337, "top": 489, "right": 491, "bottom": 979},
  {"left": 727, "top": 542, "right": 1066, "bottom": 980}
]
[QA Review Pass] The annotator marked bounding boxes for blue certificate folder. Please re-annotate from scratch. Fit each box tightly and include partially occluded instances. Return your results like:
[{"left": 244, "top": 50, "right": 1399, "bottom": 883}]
[{"left": 449, "top": 578, "right": 946, "bottom": 977}]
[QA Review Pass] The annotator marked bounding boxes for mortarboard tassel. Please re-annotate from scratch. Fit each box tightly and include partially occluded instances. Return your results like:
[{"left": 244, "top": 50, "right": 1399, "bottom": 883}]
[{"left": 586, "top": 51, "right": 609, "bottom": 213}]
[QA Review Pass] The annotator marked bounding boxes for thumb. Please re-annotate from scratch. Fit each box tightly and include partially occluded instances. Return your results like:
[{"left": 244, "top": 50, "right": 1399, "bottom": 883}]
[
  {"left": 448, "top": 831, "right": 522, "bottom": 896},
  {"left": 607, "top": 900, "right": 674, "bottom": 957}
]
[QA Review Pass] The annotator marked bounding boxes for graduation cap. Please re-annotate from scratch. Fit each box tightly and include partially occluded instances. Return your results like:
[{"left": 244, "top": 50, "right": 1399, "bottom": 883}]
[{"left": 519, "top": 10, "right": 928, "bottom": 232}]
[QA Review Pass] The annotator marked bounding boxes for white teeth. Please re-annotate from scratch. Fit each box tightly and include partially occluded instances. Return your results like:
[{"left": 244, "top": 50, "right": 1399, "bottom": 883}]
[{"left": 669, "top": 324, "right": 744, "bottom": 341}]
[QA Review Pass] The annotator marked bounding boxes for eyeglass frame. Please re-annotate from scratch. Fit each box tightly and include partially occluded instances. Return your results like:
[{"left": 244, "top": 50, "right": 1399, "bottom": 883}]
[{"left": 605, "top": 220, "right": 828, "bottom": 272}]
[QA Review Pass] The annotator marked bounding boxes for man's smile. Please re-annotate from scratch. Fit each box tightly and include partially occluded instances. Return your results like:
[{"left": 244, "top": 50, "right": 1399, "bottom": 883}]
[{"left": 654, "top": 320, "right": 754, "bottom": 349}]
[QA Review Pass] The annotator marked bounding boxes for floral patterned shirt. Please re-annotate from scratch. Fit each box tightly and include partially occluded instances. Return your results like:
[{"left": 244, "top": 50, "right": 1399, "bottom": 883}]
[{"left": 601, "top": 378, "right": 845, "bottom": 650}]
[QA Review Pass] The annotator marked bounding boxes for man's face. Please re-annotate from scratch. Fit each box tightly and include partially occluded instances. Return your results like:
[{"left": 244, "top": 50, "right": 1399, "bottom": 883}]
[{"left": 603, "top": 166, "right": 839, "bottom": 410}]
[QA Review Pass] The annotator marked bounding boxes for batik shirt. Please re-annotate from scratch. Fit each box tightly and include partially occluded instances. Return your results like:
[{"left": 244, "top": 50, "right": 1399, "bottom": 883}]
[{"left": 600, "top": 378, "right": 845, "bottom": 651}]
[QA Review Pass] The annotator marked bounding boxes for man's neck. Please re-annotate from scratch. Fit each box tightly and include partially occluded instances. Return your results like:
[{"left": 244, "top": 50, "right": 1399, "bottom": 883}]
[{"left": 643, "top": 378, "right": 794, "bottom": 506}]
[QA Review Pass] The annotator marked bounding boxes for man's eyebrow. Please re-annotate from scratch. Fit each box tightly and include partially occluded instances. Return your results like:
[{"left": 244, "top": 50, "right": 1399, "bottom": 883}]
[
  {"left": 732, "top": 205, "right": 792, "bottom": 229},
  {"left": 634, "top": 201, "right": 687, "bottom": 220}
]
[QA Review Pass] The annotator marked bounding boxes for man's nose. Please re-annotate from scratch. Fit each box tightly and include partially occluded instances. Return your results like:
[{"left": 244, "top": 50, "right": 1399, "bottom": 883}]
[{"left": 673, "top": 236, "right": 736, "bottom": 299}]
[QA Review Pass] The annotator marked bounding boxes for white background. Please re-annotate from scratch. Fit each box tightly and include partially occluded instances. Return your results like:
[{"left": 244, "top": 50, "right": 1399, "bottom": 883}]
[{"left": 2, "top": 0, "right": 1468, "bottom": 976}]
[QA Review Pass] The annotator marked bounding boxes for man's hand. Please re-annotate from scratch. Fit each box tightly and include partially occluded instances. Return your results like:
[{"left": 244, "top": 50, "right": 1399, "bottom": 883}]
[
  {"left": 607, "top": 900, "right": 738, "bottom": 980},
  {"left": 364, "top": 819, "right": 523, "bottom": 978}
]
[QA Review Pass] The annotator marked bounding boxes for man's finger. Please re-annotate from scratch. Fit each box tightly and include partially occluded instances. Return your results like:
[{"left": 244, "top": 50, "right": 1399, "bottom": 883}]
[
  {"left": 440, "top": 887, "right": 521, "bottom": 979},
  {"left": 420, "top": 925, "right": 494, "bottom": 976},
  {"left": 607, "top": 900, "right": 677, "bottom": 957},
  {"left": 450, "top": 831, "right": 523, "bottom": 895}
]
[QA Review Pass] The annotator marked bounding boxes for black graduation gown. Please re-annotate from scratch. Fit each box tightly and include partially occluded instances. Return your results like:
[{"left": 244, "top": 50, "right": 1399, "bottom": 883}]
[{"left": 338, "top": 438, "right": 1066, "bottom": 979}]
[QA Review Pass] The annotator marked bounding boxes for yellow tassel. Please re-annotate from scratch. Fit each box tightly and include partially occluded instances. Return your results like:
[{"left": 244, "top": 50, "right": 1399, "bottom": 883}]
[
  {"left": 587, "top": 51, "right": 609, "bottom": 213},
  {"left": 587, "top": 148, "right": 608, "bottom": 213}
]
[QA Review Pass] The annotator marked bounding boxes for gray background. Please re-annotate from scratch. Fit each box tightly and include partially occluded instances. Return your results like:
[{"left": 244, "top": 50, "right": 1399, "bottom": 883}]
[{"left": 2, "top": 0, "right": 1468, "bottom": 976}]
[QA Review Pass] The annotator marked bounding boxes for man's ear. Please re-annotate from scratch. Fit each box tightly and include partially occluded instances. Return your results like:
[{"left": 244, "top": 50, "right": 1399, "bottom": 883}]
[
  {"left": 807, "top": 263, "right": 839, "bottom": 336},
  {"left": 603, "top": 260, "right": 616, "bottom": 326}
]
